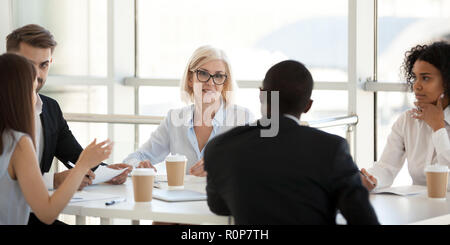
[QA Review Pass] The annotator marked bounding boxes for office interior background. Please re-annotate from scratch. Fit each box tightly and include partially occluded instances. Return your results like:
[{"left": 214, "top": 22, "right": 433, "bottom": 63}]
[{"left": 1, "top": 0, "right": 449, "bottom": 224}]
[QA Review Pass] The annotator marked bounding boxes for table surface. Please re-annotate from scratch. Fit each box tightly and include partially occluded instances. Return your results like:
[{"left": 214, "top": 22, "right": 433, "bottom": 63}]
[
  {"left": 368, "top": 191, "right": 450, "bottom": 225},
  {"left": 62, "top": 175, "right": 230, "bottom": 225},
  {"left": 62, "top": 179, "right": 450, "bottom": 225}
]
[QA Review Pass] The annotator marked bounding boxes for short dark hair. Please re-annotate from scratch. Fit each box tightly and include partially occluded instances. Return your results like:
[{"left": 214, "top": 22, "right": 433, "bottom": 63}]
[
  {"left": 0, "top": 53, "right": 37, "bottom": 154},
  {"left": 262, "top": 60, "right": 313, "bottom": 115},
  {"left": 6, "top": 24, "right": 57, "bottom": 53},
  {"left": 402, "top": 41, "right": 450, "bottom": 96}
]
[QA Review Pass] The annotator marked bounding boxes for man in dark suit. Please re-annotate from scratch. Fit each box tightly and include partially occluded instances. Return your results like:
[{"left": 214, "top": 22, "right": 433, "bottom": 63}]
[
  {"left": 204, "top": 60, "right": 379, "bottom": 225},
  {"left": 6, "top": 24, "right": 132, "bottom": 225}
]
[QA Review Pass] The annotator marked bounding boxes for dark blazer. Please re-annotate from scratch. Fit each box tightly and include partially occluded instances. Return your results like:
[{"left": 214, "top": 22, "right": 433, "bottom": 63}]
[
  {"left": 39, "top": 94, "right": 103, "bottom": 174},
  {"left": 204, "top": 116, "right": 379, "bottom": 225},
  {"left": 28, "top": 94, "right": 103, "bottom": 225}
]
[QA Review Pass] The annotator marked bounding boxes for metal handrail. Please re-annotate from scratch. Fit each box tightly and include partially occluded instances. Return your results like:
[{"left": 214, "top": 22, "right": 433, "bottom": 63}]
[
  {"left": 363, "top": 81, "right": 409, "bottom": 92},
  {"left": 308, "top": 115, "right": 358, "bottom": 129},
  {"left": 63, "top": 113, "right": 358, "bottom": 159},
  {"left": 63, "top": 113, "right": 164, "bottom": 125},
  {"left": 64, "top": 113, "right": 358, "bottom": 129},
  {"left": 124, "top": 77, "right": 349, "bottom": 90}
]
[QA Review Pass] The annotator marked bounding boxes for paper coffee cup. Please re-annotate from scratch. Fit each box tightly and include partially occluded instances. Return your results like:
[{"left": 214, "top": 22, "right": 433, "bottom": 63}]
[
  {"left": 165, "top": 154, "right": 187, "bottom": 190},
  {"left": 131, "top": 168, "right": 155, "bottom": 202},
  {"left": 424, "top": 165, "right": 449, "bottom": 200}
]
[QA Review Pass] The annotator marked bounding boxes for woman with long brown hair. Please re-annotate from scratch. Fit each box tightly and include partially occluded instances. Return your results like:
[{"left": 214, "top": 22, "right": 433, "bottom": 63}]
[{"left": 0, "top": 53, "right": 113, "bottom": 225}]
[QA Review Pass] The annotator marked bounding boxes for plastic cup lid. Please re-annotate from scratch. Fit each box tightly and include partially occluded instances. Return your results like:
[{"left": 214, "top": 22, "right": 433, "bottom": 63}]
[
  {"left": 131, "top": 168, "right": 156, "bottom": 176},
  {"left": 165, "top": 154, "right": 187, "bottom": 162},
  {"left": 424, "top": 164, "right": 449, "bottom": 173}
]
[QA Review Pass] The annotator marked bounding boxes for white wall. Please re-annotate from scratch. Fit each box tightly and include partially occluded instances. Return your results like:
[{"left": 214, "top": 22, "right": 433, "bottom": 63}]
[{"left": 0, "top": 0, "right": 12, "bottom": 53}]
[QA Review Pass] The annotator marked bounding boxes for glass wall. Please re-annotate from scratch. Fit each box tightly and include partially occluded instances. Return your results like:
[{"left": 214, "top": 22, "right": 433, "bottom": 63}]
[
  {"left": 12, "top": 0, "right": 108, "bottom": 77},
  {"left": 12, "top": 0, "right": 110, "bottom": 140},
  {"left": 43, "top": 85, "right": 108, "bottom": 144},
  {"left": 137, "top": 0, "right": 349, "bottom": 139},
  {"left": 137, "top": 0, "right": 348, "bottom": 81},
  {"left": 377, "top": 0, "right": 450, "bottom": 83}
]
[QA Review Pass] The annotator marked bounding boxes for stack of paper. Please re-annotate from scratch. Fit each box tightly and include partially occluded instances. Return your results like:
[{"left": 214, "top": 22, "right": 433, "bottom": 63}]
[
  {"left": 48, "top": 190, "right": 123, "bottom": 203},
  {"left": 69, "top": 191, "right": 123, "bottom": 203},
  {"left": 153, "top": 189, "right": 206, "bottom": 202},
  {"left": 372, "top": 185, "right": 427, "bottom": 196},
  {"left": 92, "top": 165, "right": 128, "bottom": 184},
  {"left": 67, "top": 161, "right": 128, "bottom": 185}
]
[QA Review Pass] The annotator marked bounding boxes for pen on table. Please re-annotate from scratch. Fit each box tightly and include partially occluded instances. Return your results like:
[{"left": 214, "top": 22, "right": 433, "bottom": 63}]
[
  {"left": 154, "top": 181, "right": 163, "bottom": 189},
  {"left": 359, "top": 170, "right": 376, "bottom": 187},
  {"left": 105, "top": 198, "right": 126, "bottom": 206}
]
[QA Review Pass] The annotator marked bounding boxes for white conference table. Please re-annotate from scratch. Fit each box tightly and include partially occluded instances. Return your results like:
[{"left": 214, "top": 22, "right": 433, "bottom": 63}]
[
  {"left": 61, "top": 175, "right": 231, "bottom": 225},
  {"left": 334, "top": 190, "right": 450, "bottom": 225},
  {"left": 368, "top": 191, "right": 450, "bottom": 225},
  {"left": 62, "top": 179, "right": 450, "bottom": 225}
]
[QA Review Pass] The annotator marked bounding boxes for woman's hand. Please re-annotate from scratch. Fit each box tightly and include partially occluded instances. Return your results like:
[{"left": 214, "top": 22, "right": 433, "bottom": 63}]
[
  {"left": 411, "top": 95, "right": 445, "bottom": 131},
  {"left": 106, "top": 163, "right": 133, "bottom": 185},
  {"left": 189, "top": 158, "right": 207, "bottom": 177},
  {"left": 137, "top": 160, "right": 158, "bottom": 172},
  {"left": 54, "top": 168, "right": 95, "bottom": 190}
]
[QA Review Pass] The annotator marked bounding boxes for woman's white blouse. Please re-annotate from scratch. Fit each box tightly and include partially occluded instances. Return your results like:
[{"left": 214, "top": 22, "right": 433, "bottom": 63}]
[
  {"left": 368, "top": 107, "right": 450, "bottom": 189},
  {"left": 123, "top": 103, "right": 254, "bottom": 172}
]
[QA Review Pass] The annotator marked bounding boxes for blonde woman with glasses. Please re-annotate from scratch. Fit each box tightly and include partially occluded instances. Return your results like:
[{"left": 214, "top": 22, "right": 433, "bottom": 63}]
[{"left": 121, "top": 46, "right": 253, "bottom": 177}]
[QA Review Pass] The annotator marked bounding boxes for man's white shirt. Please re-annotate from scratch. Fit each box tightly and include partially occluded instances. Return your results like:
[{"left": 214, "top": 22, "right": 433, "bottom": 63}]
[{"left": 35, "top": 95, "right": 54, "bottom": 189}]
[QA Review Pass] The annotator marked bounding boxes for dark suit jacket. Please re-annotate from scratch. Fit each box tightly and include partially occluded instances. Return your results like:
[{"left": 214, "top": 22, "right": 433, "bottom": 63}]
[
  {"left": 28, "top": 95, "right": 103, "bottom": 225},
  {"left": 39, "top": 94, "right": 103, "bottom": 174},
  {"left": 204, "top": 116, "right": 379, "bottom": 225}
]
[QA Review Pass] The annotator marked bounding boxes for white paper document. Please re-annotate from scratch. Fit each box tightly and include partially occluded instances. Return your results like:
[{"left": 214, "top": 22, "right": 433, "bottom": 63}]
[
  {"left": 70, "top": 191, "right": 123, "bottom": 203},
  {"left": 372, "top": 185, "right": 427, "bottom": 196},
  {"left": 153, "top": 189, "right": 206, "bottom": 202},
  {"left": 67, "top": 161, "right": 128, "bottom": 185},
  {"left": 49, "top": 190, "right": 123, "bottom": 203},
  {"left": 92, "top": 165, "right": 128, "bottom": 184}
]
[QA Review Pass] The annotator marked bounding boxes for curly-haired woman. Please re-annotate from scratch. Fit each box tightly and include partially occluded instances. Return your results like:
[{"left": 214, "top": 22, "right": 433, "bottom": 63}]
[{"left": 360, "top": 41, "right": 450, "bottom": 191}]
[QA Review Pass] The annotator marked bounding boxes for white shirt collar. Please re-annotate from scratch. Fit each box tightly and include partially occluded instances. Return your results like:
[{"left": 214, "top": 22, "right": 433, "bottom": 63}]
[
  {"left": 283, "top": 114, "right": 301, "bottom": 125},
  {"left": 35, "top": 94, "right": 43, "bottom": 115},
  {"left": 444, "top": 106, "right": 450, "bottom": 125}
]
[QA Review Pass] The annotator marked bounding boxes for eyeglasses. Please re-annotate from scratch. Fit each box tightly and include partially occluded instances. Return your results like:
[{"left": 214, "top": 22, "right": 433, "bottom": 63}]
[{"left": 194, "top": 69, "right": 227, "bottom": 85}]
